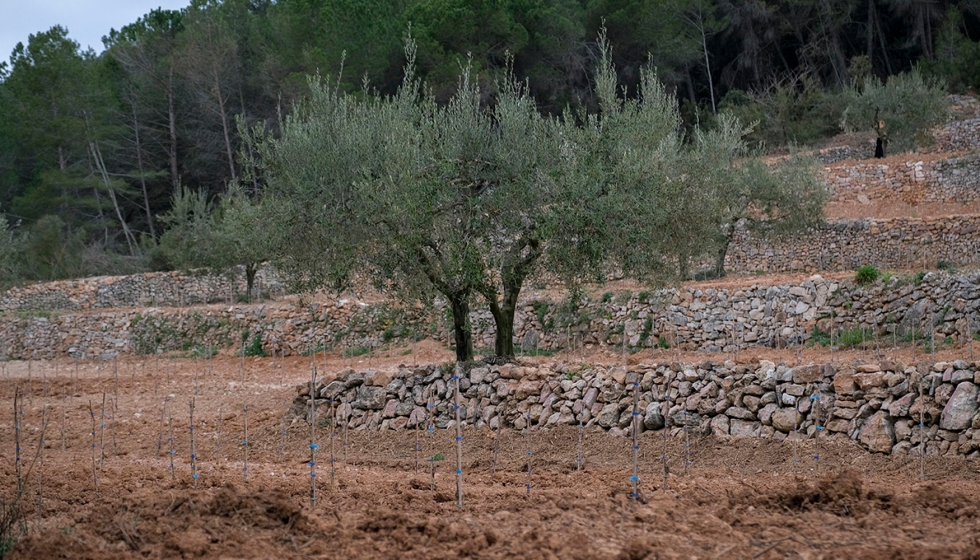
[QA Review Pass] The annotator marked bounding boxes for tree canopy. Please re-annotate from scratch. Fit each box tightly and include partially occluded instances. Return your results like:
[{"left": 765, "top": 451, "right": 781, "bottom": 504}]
[
  {"left": 0, "top": 0, "right": 970, "bottom": 287},
  {"left": 253, "top": 33, "right": 825, "bottom": 361}
]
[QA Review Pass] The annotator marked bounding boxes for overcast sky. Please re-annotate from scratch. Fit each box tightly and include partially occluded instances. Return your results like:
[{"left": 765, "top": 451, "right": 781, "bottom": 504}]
[{"left": 1, "top": 0, "right": 190, "bottom": 64}]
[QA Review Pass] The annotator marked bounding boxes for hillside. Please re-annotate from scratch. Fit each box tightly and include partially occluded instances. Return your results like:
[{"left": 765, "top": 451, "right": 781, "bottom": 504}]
[{"left": 2, "top": 94, "right": 980, "bottom": 560}]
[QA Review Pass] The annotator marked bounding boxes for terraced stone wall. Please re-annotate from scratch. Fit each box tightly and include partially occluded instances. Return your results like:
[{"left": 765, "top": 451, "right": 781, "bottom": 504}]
[
  {"left": 726, "top": 215, "right": 980, "bottom": 273},
  {"left": 286, "top": 358, "right": 980, "bottom": 457},
  {"left": 3, "top": 271, "right": 980, "bottom": 361}
]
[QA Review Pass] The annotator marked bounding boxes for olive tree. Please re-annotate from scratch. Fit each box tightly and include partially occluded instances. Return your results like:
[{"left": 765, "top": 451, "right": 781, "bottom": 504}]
[
  {"left": 256, "top": 36, "right": 716, "bottom": 361},
  {"left": 159, "top": 184, "right": 270, "bottom": 301},
  {"left": 686, "top": 113, "right": 828, "bottom": 278}
]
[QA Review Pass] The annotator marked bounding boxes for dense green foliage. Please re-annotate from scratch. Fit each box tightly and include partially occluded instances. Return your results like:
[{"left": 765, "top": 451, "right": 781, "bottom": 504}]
[
  {"left": 0, "top": 0, "right": 976, "bottom": 285},
  {"left": 256, "top": 33, "right": 826, "bottom": 360}
]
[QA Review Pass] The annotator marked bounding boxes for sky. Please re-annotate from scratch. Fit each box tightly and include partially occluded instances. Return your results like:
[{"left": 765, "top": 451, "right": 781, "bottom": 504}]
[{"left": 0, "top": 0, "right": 191, "bottom": 63}]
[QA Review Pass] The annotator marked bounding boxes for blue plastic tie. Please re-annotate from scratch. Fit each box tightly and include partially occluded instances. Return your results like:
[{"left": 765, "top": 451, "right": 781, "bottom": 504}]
[
  {"left": 310, "top": 443, "right": 319, "bottom": 449},
  {"left": 456, "top": 468, "right": 462, "bottom": 474},
  {"left": 629, "top": 475, "right": 639, "bottom": 482}
]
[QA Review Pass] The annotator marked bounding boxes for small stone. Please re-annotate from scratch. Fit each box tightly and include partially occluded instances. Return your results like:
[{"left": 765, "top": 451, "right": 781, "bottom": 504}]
[
  {"left": 364, "top": 369, "right": 394, "bottom": 387},
  {"left": 609, "top": 366, "right": 628, "bottom": 386},
  {"left": 320, "top": 380, "right": 346, "bottom": 399},
  {"left": 382, "top": 399, "right": 399, "bottom": 418},
  {"left": 516, "top": 380, "right": 543, "bottom": 400},
  {"left": 783, "top": 384, "right": 805, "bottom": 396},
  {"left": 951, "top": 370, "right": 974, "bottom": 384},
  {"left": 854, "top": 372, "right": 886, "bottom": 390}
]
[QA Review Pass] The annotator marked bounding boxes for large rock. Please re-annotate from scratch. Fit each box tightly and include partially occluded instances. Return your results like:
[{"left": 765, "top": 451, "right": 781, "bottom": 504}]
[
  {"left": 320, "top": 380, "right": 346, "bottom": 400},
  {"left": 710, "top": 415, "right": 730, "bottom": 438},
  {"left": 855, "top": 372, "right": 887, "bottom": 390},
  {"left": 758, "top": 403, "right": 778, "bottom": 425},
  {"left": 725, "top": 407, "right": 755, "bottom": 420},
  {"left": 364, "top": 369, "right": 394, "bottom": 387},
  {"left": 597, "top": 403, "right": 621, "bottom": 428},
  {"left": 833, "top": 370, "right": 858, "bottom": 394},
  {"left": 771, "top": 409, "right": 801, "bottom": 433},
  {"left": 515, "top": 380, "right": 543, "bottom": 400},
  {"left": 791, "top": 364, "right": 824, "bottom": 383},
  {"left": 859, "top": 411, "right": 896, "bottom": 453},
  {"left": 353, "top": 385, "right": 386, "bottom": 410},
  {"left": 643, "top": 402, "right": 665, "bottom": 430},
  {"left": 729, "top": 419, "right": 760, "bottom": 438},
  {"left": 940, "top": 382, "right": 979, "bottom": 431},
  {"left": 887, "top": 393, "right": 916, "bottom": 417}
]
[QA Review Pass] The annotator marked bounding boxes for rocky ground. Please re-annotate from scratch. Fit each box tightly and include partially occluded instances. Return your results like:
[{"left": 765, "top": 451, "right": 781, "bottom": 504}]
[{"left": 2, "top": 349, "right": 980, "bottom": 559}]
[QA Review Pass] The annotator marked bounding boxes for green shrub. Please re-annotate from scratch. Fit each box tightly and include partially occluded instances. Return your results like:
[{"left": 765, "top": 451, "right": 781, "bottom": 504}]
[
  {"left": 343, "top": 345, "right": 371, "bottom": 358},
  {"left": 601, "top": 291, "right": 614, "bottom": 303},
  {"left": 843, "top": 67, "right": 948, "bottom": 153},
  {"left": 855, "top": 265, "right": 881, "bottom": 286},
  {"left": 245, "top": 334, "right": 267, "bottom": 357}
]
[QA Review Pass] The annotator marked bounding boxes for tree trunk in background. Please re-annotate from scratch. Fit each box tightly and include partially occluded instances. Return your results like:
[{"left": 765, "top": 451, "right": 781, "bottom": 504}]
[{"left": 449, "top": 295, "right": 473, "bottom": 363}]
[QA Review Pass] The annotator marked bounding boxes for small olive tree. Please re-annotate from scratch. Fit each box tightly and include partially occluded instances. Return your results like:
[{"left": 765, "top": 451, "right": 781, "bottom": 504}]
[
  {"left": 843, "top": 68, "right": 949, "bottom": 154},
  {"left": 689, "top": 113, "right": 828, "bottom": 277},
  {"left": 159, "top": 185, "right": 270, "bottom": 301}
]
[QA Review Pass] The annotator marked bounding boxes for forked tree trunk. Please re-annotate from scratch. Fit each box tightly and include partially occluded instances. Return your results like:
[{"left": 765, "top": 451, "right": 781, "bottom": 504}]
[{"left": 488, "top": 280, "right": 522, "bottom": 358}]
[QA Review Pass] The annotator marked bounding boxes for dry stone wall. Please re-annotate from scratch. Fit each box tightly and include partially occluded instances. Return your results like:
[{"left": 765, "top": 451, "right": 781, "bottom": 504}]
[
  {"left": 3, "top": 271, "right": 980, "bottom": 361},
  {"left": 0, "top": 268, "right": 282, "bottom": 313},
  {"left": 725, "top": 214, "right": 980, "bottom": 273},
  {"left": 285, "top": 358, "right": 980, "bottom": 458},
  {"left": 824, "top": 151, "right": 980, "bottom": 205}
]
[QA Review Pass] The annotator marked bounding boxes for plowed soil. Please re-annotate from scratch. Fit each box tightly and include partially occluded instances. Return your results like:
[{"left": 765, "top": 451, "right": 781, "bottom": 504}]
[{"left": 3, "top": 346, "right": 980, "bottom": 559}]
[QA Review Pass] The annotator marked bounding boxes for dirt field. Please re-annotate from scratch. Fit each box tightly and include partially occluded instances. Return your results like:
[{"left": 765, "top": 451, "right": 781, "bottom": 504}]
[{"left": 2, "top": 347, "right": 980, "bottom": 560}]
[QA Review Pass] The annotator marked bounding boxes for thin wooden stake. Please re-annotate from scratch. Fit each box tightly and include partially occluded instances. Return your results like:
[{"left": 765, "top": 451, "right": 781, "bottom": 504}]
[
  {"left": 525, "top": 413, "right": 533, "bottom": 499},
  {"left": 14, "top": 387, "right": 23, "bottom": 496},
  {"left": 242, "top": 403, "right": 250, "bottom": 483},
  {"left": 631, "top": 378, "right": 640, "bottom": 500},
  {"left": 99, "top": 392, "right": 107, "bottom": 471},
  {"left": 215, "top": 406, "right": 223, "bottom": 460},
  {"left": 453, "top": 366, "right": 464, "bottom": 510},
  {"left": 309, "top": 365, "right": 317, "bottom": 506},
  {"left": 87, "top": 400, "right": 100, "bottom": 497},
  {"left": 167, "top": 405, "right": 175, "bottom": 481},
  {"left": 329, "top": 398, "right": 336, "bottom": 487},
  {"left": 189, "top": 399, "right": 198, "bottom": 488}
]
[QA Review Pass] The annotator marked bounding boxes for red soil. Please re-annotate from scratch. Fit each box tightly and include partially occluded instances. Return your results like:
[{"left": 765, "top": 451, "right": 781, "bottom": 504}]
[{"left": 2, "top": 347, "right": 980, "bottom": 559}]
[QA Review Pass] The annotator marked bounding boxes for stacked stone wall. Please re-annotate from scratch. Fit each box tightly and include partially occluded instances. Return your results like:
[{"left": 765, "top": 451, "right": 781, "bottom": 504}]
[
  {"left": 0, "top": 268, "right": 282, "bottom": 313},
  {"left": 4, "top": 271, "right": 980, "bottom": 361},
  {"left": 286, "top": 358, "right": 980, "bottom": 458},
  {"left": 824, "top": 151, "right": 980, "bottom": 205},
  {"left": 726, "top": 215, "right": 980, "bottom": 273}
]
